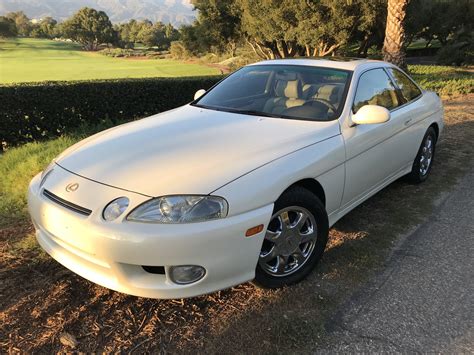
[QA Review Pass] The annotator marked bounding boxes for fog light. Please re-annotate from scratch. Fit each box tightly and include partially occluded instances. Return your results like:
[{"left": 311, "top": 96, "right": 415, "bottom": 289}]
[{"left": 169, "top": 265, "right": 206, "bottom": 284}]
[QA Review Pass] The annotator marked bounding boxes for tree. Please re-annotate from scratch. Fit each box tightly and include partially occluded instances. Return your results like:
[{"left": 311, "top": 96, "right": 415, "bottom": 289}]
[
  {"left": 406, "top": 0, "right": 473, "bottom": 49},
  {"left": 5, "top": 11, "right": 31, "bottom": 36},
  {"left": 62, "top": 7, "right": 116, "bottom": 51},
  {"left": 435, "top": 0, "right": 474, "bottom": 66},
  {"left": 237, "top": 0, "right": 363, "bottom": 59},
  {"left": 30, "top": 17, "right": 58, "bottom": 38},
  {"left": 191, "top": 0, "right": 243, "bottom": 56},
  {"left": 115, "top": 19, "right": 143, "bottom": 47},
  {"left": 165, "top": 23, "right": 180, "bottom": 42},
  {"left": 353, "top": 0, "right": 387, "bottom": 57},
  {"left": 382, "top": 0, "right": 410, "bottom": 69},
  {"left": 179, "top": 24, "right": 204, "bottom": 55},
  {"left": 295, "top": 0, "right": 361, "bottom": 57},
  {"left": 0, "top": 16, "right": 17, "bottom": 38},
  {"left": 137, "top": 22, "right": 168, "bottom": 48},
  {"left": 39, "top": 17, "right": 58, "bottom": 38},
  {"left": 237, "top": 0, "right": 302, "bottom": 59},
  {"left": 181, "top": 0, "right": 386, "bottom": 59},
  {"left": 115, "top": 19, "right": 179, "bottom": 50}
]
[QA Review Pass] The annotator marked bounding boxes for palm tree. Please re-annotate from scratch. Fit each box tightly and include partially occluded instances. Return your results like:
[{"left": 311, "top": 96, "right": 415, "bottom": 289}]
[{"left": 383, "top": 0, "right": 410, "bottom": 70}]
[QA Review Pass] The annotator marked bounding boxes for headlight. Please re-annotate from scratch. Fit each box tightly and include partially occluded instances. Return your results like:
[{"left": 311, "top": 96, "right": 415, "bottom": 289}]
[
  {"left": 127, "top": 195, "right": 228, "bottom": 223},
  {"left": 103, "top": 197, "right": 130, "bottom": 221}
]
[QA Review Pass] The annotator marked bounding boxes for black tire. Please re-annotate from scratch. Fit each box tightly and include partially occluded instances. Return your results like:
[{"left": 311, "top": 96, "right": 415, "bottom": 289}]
[
  {"left": 254, "top": 186, "right": 329, "bottom": 288},
  {"left": 406, "top": 127, "right": 437, "bottom": 184}
]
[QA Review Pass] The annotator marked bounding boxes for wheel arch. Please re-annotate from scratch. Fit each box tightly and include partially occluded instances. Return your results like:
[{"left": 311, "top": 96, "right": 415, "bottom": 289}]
[
  {"left": 284, "top": 178, "right": 326, "bottom": 207},
  {"left": 429, "top": 122, "right": 439, "bottom": 139}
]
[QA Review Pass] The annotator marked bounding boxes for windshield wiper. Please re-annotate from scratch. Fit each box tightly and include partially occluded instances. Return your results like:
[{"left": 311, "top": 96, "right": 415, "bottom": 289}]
[
  {"left": 193, "top": 104, "right": 278, "bottom": 118},
  {"left": 230, "top": 109, "right": 279, "bottom": 118}
]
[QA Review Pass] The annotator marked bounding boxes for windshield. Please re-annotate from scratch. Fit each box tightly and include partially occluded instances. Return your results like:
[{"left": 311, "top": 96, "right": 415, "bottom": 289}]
[{"left": 193, "top": 64, "right": 351, "bottom": 121}]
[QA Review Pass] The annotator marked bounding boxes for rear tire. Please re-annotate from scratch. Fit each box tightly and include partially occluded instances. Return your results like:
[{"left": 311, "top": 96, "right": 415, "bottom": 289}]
[
  {"left": 406, "top": 127, "right": 437, "bottom": 184},
  {"left": 254, "top": 186, "right": 329, "bottom": 289}
]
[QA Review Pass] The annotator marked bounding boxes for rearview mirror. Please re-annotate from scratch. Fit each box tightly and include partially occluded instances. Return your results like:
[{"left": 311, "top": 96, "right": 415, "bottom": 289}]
[
  {"left": 352, "top": 105, "right": 390, "bottom": 125},
  {"left": 194, "top": 89, "right": 206, "bottom": 100}
]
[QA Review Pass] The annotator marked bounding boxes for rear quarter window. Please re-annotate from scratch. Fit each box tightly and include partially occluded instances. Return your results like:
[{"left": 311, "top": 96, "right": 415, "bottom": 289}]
[{"left": 388, "top": 68, "right": 422, "bottom": 102}]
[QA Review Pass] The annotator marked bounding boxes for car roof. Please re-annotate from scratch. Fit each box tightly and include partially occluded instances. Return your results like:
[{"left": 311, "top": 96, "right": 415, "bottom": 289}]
[{"left": 248, "top": 57, "right": 390, "bottom": 71}]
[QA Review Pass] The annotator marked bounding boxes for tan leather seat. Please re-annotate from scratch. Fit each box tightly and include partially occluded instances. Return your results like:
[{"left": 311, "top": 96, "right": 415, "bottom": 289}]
[
  {"left": 315, "top": 85, "right": 341, "bottom": 105},
  {"left": 302, "top": 84, "right": 320, "bottom": 100},
  {"left": 263, "top": 80, "right": 305, "bottom": 115}
]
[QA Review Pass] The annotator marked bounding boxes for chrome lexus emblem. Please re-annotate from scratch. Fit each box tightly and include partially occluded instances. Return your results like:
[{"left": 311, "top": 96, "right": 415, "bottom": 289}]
[{"left": 65, "top": 183, "right": 79, "bottom": 192}]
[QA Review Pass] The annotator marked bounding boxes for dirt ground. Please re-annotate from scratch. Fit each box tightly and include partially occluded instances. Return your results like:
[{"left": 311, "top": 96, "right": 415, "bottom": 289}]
[{"left": 1, "top": 95, "right": 473, "bottom": 353}]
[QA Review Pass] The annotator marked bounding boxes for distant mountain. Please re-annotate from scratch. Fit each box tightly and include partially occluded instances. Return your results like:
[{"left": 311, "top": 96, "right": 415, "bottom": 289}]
[{"left": 0, "top": 0, "right": 196, "bottom": 27}]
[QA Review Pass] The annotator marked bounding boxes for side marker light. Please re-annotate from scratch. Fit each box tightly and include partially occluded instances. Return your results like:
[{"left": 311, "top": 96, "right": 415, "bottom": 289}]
[{"left": 245, "top": 224, "right": 264, "bottom": 237}]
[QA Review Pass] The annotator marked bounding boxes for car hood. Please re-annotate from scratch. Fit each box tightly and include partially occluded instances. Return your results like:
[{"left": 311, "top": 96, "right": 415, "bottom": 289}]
[{"left": 57, "top": 105, "right": 340, "bottom": 196}]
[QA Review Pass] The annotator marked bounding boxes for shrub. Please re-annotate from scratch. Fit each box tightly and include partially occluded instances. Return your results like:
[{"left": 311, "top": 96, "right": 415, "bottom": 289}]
[
  {"left": 101, "top": 48, "right": 170, "bottom": 59},
  {"left": 0, "top": 76, "right": 223, "bottom": 149},
  {"left": 436, "top": 28, "right": 474, "bottom": 66},
  {"left": 145, "top": 51, "right": 168, "bottom": 59},
  {"left": 169, "top": 41, "right": 190, "bottom": 60},
  {"left": 437, "top": 41, "right": 474, "bottom": 67},
  {"left": 100, "top": 48, "right": 143, "bottom": 57},
  {"left": 406, "top": 46, "right": 440, "bottom": 57}
]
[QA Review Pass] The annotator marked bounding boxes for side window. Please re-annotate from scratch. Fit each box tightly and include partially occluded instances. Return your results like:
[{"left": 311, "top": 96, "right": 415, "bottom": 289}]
[
  {"left": 388, "top": 68, "right": 422, "bottom": 102},
  {"left": 353, "top": 69, "right": 400, "bottom": 113}
]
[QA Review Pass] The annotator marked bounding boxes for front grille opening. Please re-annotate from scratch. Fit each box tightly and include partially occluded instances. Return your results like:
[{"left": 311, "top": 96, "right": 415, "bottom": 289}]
[
  {"left": 142, "top": 266, "right": 166, "bottom": 274},
  {"left": 43, "top": 189, "right": 92, "bottom": 216}
]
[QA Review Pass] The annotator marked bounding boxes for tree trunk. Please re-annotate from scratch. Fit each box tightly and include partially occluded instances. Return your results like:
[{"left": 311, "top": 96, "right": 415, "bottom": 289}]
[
  {"left": 246, "top": 38, "right": 272, "bottom": 60},
  {"left": 279, "top": 41, "right": 289, "bottom": 58},
  {"left": 248, "top": 39, "right": 302, "bottom": 59},
  {"left": 311, "top": 42, "right": 340, "bottom": 57},
  {"left": 357, "top": 34, "right": 371, "bottom": 57},
  {"left": 383, "top": 0, "right": 410, "bottom": 70},
  {"left": 424, "top": 37, "right": 433, "bottom": 49},
  {"left": 269, "top": 41, "right": 282, "bottom": 59},
  {"left": 227, "top": 41, "right": 237, "bottom": 57}
]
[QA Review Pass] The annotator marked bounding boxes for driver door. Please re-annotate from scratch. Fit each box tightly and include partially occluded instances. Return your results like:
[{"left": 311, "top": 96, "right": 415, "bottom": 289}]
[{"left": 340, "top": 68, "right": 412, "bottom": 209}]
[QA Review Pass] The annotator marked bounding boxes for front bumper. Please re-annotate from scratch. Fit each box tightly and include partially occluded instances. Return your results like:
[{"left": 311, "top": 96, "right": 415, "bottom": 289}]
[{"left": 28, "top": 168, "right": 273, "bottom": 299}]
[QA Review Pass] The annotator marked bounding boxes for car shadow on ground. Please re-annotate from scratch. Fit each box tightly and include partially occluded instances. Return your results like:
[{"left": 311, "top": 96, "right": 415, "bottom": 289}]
[{"left": 1, "top": 100, "right": 473, "bottom": 353}]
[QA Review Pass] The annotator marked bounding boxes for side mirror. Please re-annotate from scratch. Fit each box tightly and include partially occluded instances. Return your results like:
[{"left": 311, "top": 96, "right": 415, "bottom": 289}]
[
  {"left": 352, "top": 105, "right": 390, "bottom": 125},
  {"left": 194, "top": 89, "right": 206, "bottom": 101}
]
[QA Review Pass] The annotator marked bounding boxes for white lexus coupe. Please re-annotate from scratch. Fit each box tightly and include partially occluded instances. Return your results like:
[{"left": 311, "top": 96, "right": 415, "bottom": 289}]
[{"left": 28, "top": 58, "right": 444, "bottom": 299}]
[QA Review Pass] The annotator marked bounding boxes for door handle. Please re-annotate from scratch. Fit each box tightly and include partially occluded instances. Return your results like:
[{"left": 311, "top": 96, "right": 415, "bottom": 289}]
[{"left": 404, "top": 118, "right": 412, "bottom": 126}]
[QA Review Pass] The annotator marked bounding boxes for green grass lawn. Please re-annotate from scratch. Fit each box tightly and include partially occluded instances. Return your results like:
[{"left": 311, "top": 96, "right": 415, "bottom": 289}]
[
  {"left": 410, "top": 65, "right": 474, "bottom": 96},
  {"left": 0, "top": 136, "right": 78, "bottom": 227},
  {"left": 0, "top": 38, "right": 220, "bottom": 83}
]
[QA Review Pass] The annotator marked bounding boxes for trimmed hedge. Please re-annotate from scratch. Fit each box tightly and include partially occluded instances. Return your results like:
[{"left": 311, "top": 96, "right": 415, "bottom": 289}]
[
  {"left": 0, "top": 76, "right": 223, "bottom": 149},
  {"left": 406, "top": 46, "right": 440, "bottom": 57}
]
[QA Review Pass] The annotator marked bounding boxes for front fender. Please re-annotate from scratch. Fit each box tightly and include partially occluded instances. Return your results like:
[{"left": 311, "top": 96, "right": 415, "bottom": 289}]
[{"left": 213, "top": 134, "right": 346, "bottom": 221}]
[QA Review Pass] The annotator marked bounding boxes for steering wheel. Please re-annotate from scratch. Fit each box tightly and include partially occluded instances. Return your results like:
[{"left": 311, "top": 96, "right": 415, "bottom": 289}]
[{"left": 308, "top": 98, "right": 337, "bottom": 113}]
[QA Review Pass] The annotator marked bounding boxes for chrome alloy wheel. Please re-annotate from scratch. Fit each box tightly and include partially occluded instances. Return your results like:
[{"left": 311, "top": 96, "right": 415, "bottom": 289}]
[
  {"left": 259, "top": 206, "right": 318, "bottom": 277},
  {"left": 420, "top": 135, "right": 434, "bottom": 176}
]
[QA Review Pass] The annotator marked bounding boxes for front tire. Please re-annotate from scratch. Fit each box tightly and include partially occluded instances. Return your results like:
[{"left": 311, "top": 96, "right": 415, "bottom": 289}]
[
  {"left": 406, "top": 127, "right": 437, "bottom": 184},
  {"left": 254, "top": 186, "right": 329, "bottom": 288}
]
